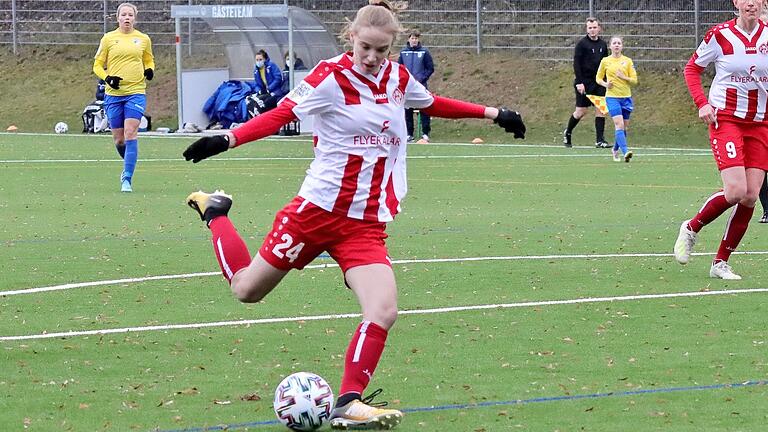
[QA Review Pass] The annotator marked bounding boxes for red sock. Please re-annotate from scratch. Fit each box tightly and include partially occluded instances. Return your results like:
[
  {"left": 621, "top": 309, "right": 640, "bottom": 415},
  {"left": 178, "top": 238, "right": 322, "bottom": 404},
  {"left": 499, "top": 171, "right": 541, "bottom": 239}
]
[
  {"left": 688, "top": 191, "right": 733, "bottom": 232},
  {"left": 715, "top": 203, "right": 754, "bottom": 262},
  {"left": 209, "top": 216, "right": 252, "bottom": 283},
  {"left": 339, "top": 321, "right": 388, "bottom": 396}
]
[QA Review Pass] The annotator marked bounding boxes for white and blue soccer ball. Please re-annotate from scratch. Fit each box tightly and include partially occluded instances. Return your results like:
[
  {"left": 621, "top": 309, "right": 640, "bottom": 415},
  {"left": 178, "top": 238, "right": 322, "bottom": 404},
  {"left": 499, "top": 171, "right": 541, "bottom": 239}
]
[
  {"left": 54, "top": 122, "right": 68, "bottom": 134},
  {"left": 273, "top": 372, "right": 334, "bottom": 431}
]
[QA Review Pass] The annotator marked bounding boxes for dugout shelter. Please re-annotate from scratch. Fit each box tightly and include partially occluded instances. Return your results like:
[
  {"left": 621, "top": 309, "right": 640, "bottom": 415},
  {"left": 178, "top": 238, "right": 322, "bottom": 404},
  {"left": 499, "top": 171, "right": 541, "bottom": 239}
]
[{"left": 170, "top": 4, "right": 341, "bottom": 130}]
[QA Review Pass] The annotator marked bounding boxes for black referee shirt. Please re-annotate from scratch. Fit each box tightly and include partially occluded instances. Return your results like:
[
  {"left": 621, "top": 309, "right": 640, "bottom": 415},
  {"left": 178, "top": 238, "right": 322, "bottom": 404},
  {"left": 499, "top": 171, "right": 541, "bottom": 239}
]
[{"left": 573, "top": 36, "right": 608, "bottom": 85}]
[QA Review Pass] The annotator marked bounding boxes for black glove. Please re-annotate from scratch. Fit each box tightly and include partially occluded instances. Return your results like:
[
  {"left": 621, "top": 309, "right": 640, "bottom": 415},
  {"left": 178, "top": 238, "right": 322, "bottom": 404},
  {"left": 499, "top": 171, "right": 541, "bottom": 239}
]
[
  {"left": 494, "top": 108, "right": 526, "bottom": 139},
  {"left": 144, "top": 68, "right": 154, "bottom": 81},
  {"left": 183, "top": 135, "right": 230, "bottom": 163},
  {"left": 104, "top": 75, "right": 122, "bottom": 90}
]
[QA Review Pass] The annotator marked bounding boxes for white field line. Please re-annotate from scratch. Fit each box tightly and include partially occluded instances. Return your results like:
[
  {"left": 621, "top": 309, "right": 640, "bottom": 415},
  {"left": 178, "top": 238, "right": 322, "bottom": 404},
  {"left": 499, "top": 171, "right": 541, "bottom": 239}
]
[
  {"left": 0, "top": 153, "right": 712, "bottom": 164},
  {"left": 2, "top": 288, "right": 767, "bottom": 341},
  {"left": 3, "top": 251, "right": 768, "bottom": 297},
  {"left": 0, "top": 131, "right": 714, "bottom": 152}
]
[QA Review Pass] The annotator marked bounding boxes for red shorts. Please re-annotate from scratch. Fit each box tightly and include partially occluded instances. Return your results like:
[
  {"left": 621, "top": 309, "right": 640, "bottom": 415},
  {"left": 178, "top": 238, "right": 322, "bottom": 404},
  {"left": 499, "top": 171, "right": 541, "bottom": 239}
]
[
  {"left": 709, "top": 118, "right": 768, "bottom": 170},
  {"left": 258, "top": 196, "right": 391, "bottom": 272}
]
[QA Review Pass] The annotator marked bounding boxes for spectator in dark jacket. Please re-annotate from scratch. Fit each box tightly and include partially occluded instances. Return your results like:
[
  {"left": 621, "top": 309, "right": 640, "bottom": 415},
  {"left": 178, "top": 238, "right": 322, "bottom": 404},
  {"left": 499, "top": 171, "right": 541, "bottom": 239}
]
[
  {"left": 280, "top": 51, "right": 308, "bottom": 96},
  {"left": 283, "top": 50, "right": 306, "bottom": 72},
  {"left": 398, "top": 30, "right": 434, "bottom": 142}
]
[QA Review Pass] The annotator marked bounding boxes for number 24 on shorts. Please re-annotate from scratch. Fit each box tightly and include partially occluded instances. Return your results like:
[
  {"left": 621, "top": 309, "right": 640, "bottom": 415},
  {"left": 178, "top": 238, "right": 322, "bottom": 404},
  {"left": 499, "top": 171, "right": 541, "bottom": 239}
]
[{"left": 272, "top": 233, "right": 305, "bottom": 263}]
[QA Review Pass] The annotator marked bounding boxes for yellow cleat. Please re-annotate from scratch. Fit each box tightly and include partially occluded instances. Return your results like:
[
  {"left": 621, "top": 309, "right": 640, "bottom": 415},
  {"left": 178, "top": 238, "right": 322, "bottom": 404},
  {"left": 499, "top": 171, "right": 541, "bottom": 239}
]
[
  {"left": 330, "top": 399, "right": 403, "bottom": 430},
  {"left": 186, "top": 190, "right": 232, "bottom": 224}
]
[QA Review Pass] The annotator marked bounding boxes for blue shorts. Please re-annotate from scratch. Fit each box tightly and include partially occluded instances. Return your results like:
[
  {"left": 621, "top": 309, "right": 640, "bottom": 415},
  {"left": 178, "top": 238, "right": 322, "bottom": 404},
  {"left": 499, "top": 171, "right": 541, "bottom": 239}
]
[
  {"left": 606, "top": 97, "right": 633, "bottom": 119},
  {"left": 104, "top": 94, "right": 146, "bottom": 129}
]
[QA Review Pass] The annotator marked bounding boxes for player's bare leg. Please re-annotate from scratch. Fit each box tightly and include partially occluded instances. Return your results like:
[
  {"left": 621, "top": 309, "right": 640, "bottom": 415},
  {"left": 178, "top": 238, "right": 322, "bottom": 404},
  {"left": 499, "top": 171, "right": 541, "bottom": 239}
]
[{"left": 229, "top": 254, "right": 287, "bottom": 302}]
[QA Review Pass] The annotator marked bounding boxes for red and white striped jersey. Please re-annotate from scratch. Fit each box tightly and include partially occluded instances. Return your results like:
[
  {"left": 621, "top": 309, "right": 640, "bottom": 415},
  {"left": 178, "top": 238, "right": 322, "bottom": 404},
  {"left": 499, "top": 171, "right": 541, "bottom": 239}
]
[
  {"left": 284, "top": 52, "right": 434, "bottom": 222},
  {"left": 689, "top": 18, "right": 768, "bottom": 121}
]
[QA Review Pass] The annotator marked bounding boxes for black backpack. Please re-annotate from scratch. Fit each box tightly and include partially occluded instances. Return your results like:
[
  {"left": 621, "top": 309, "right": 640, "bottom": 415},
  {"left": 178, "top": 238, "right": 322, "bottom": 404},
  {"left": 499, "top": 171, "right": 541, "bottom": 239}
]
[{"left": 245, "top": 93, "right": 279, "bottom": 119}]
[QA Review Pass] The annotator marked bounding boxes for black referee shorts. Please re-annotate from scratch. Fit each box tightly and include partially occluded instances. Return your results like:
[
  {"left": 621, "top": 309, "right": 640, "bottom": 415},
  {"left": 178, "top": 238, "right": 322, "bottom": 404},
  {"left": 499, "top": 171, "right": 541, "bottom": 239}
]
[{"left": 574, "top": 81, "right": 606, "bottom": 108}]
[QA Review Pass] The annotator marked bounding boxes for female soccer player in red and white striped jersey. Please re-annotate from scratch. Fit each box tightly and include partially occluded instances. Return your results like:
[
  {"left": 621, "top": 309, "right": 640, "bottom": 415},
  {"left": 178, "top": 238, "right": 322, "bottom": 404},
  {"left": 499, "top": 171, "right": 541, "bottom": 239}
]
[
  {"left": 182, "top": 1, "right": 525, "bottom": 429},
  {"left": 675, "top": 0, "right": 768, "bottom": 280}
]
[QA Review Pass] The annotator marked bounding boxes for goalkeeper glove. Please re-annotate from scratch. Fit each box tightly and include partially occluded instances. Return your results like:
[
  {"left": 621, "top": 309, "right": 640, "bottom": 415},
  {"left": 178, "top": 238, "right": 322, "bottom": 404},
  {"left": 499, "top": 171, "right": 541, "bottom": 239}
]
[
  {"left": 105, "top": 75, "right": 123, "bottom": 90},
  {"left": 144, "top": 68, "right": 154, "bottom": 81},
  {"left": 183, "top": 134, "right": 230, "bottom": 163},
  {"left": 494, "top": 108, "right": 526, "bottom": 139}
]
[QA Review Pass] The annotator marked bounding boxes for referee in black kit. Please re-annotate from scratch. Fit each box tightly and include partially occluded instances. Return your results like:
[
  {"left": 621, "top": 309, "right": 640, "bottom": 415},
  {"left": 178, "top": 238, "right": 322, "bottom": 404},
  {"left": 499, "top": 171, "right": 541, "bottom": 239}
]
[{"left": 563, "top": 17, "right": 609, "bottom": 148}]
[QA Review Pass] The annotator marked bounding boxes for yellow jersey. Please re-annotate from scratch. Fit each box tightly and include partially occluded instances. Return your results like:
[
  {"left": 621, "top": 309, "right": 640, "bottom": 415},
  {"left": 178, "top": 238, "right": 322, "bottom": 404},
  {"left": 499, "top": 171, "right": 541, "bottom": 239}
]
[
  {"left": 93, "top": 29, "right": 155, "bottom": 96},
  {"left": 596, "top": 55, "right": 637, "bottom": 98}
]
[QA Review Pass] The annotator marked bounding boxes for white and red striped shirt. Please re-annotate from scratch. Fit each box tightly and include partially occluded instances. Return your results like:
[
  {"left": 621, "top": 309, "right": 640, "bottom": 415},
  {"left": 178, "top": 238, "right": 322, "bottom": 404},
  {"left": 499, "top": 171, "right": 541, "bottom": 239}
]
[
  {"left": 284, "top": 53, "right": 434, "bottom": 222},
  {"left": 685, "top": 18, "right": 768, "bottom": 122}
]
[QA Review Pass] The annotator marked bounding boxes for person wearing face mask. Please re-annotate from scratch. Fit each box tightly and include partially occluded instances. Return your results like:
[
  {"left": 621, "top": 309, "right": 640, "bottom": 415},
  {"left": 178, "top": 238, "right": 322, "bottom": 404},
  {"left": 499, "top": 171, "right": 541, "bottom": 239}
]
[
  {"left": 398, "top": 30, "right": 433, "bottom": 142},
  {"left": 92, "top": 2, "right": 154, "bottom": 192},
  {"left": 182, "top": 1, "right": 525, "bottom": 428},
  {"left": 280, "top": 51, "right": 308, "bottom": 97},
  {"left": 251, "top": 49, "right": 285, "bottom": 111},
  {"left": 283, "top": 51, "right": 306, "bottom": 72}
]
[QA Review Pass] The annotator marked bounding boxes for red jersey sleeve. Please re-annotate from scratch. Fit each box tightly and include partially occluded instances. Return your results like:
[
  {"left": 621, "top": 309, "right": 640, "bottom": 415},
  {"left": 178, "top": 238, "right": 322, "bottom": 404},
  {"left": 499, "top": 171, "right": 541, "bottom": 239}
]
[
  {"left": 421, "top": 95, "right": 486, "bottom": 119},
  {"left": 684, "top": 53, "right": 709, "bottom": 110},
  {"left": 684, "top": 23, "right": 725, "bottom": 110},
  {"left": 231, "top": 100, "right": 298, "bottom": 146}
]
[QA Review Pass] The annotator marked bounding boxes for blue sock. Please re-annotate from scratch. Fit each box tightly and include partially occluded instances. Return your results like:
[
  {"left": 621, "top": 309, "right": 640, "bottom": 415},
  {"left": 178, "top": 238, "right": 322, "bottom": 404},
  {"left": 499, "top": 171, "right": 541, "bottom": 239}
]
[
  {"left": 615, "top": 130, "right": 628, "bottom": 154},
  {"left": 123, "top": 139, "right": 138, "bottom": 182},
  {"left": 115, "top": 144, "right": 126, "bottom": 159}
]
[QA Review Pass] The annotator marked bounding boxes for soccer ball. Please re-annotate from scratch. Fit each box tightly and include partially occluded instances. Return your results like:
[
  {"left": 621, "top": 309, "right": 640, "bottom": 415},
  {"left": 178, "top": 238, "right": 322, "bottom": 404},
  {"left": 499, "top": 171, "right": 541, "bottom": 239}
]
[
  {"left": 54, "top": 122, "right": 68, "bottom": 134},
  {"left": 273, "top": 372, "right": 334, "bottom": 431}
]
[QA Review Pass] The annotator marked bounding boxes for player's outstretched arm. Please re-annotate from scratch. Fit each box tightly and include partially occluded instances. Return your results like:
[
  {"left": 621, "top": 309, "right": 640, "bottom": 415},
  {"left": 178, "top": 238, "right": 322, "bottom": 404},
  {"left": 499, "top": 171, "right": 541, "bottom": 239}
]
[
  {"left": 422, "top": 95, "right": 525, "bottom": 139},
  {"left": 182, "top": 101, "right": 299, "bottom": 163}
]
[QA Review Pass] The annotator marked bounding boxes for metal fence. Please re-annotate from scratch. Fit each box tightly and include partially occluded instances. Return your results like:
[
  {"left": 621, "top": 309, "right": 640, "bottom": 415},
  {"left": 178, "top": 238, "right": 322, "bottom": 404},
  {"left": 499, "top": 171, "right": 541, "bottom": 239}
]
[{"left": 0, "top": 0, "right": 734, "bottom": 62}]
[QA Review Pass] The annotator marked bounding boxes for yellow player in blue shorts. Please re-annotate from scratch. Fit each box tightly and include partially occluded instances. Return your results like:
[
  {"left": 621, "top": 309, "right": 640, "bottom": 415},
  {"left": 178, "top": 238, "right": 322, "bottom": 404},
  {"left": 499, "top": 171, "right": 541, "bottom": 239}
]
[
  {"left": 596, "top": 35, "right": 638, "bottom": 163},
  {"left": 93, "top": 2, "right": 154, "bottom": 192}
]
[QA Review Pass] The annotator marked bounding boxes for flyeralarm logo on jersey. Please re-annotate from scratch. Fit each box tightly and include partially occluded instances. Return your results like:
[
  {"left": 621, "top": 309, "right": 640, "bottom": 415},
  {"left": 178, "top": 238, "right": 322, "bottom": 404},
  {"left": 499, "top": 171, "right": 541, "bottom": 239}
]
[
  {"left": 731, "top": 73, "right": 768, "bottom": 83},
  {"left": 353, "top": 135, "right": 401, "bottom": 146}
]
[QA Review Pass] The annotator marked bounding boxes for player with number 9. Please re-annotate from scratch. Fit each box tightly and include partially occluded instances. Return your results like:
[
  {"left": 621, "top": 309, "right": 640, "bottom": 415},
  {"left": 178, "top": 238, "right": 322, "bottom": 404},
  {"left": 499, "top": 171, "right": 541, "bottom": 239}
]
[{"left": 674, "top": 0, "right": 768, "bottom": 280}]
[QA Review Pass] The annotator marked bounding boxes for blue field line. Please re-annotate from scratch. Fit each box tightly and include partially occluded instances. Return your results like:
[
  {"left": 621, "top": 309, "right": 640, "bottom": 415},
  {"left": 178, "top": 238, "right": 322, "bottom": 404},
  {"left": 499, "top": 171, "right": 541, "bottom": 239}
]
[{"left": 154, "top": 379, "right": 768, "bottom": 432}]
